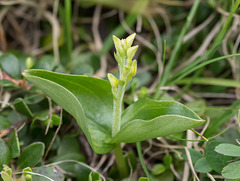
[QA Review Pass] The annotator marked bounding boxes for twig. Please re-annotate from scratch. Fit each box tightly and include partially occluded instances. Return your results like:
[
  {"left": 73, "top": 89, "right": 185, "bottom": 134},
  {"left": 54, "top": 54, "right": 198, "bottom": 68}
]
[
  {"left": 43, "top": 108, "right": 63, "bottom": 160},
  {"left": 183, "top": 13, "right": 216, "bottom": 43},
  {"left": 154, "top": 0, "right": 194, "bottom": 6},
  {"left": 216, "top": 6, "right": 240, "bottom": 19},
  {"left": 43, "top": 11, "right": 60, "bottom": 64},
  {"left": 0, "top": 0, "right": 37, "bottom": 6},
  {"left": 119, "top": 11, "right": 157, "bottom": 53},
  {"left": 94, "top": 154, "right": 108, "bottom": 171},
  {"left": 1, "top": 92, "right": 11, "bottom": 108},
  {"left": 45, "top": 97, "right": 52, "bottom": 135},
  {"left": 174, "top": 22, "right": 221, "bottom": 72},
  {"left": 46, "top": 160, "right": 106, "bottom": 181},
  {"left": 182, "top": 130, "right": 193, "bottom": 181},
  {"left": 0, "top": 7, "right": 9, "bottom": 52},
  {"left": 170, "top": 164, "right": 181, "bottom": 180},
  {"left": 53, "top": 0, "right": 59, "bottom": 17},
  {"left": 102, "top": 155, "right": 115, "bottom": 174},
  {"left": 146, "top": 15, "right": 163, "bottom": 91},
  {"left": 7, "top": 13, "right": 31, "bottom": 52},
  {"left": 207, "top": 173, "right": 216, "bottom": 181},
  {"left": 92, "top": 5, "right": 107, "bottom": 78},
  {"left": 136, "top": 16, "right": 142, "bottom": 33},
  {"left": 184, "top": 147, "right": 200, "bottom": 181}
]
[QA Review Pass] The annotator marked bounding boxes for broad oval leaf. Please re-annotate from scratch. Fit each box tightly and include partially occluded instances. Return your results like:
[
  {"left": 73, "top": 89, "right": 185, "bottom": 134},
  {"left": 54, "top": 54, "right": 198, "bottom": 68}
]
[
  {"left": 23, "top": 69, "right": 114, "bottom": 154},
  {"left": 108, "top": 98, "right": 205, "bottom": 143},
  {"left": 0, "top": 53, "right": 21, "bottom": 79},
  {"left": 13, "top": 98, "right": 33, "bottom": 118},
  {"left": 1, "top": 171, "right": 12, "bottom": 181},
  {"left": 32, "top": 166, "right": 64, "bottom": 181},
  {"left": 18, "top": 142, "right": 45, "bottom": 169},
  {"left": 194, "top": 157, "right": 212, "bottom": 173},
  {"left": 215, "top": 143, "right": 240, "bottom": 157},
  {"left": 206, "top": 141, "right": 234, "bottom": 173},
  {"left": 0, "top": 116, "right": 11, "bottom": 129},
  {"left": 222, "top": 161, "right": 240, "bottom": 179},
  {"left": 0, "top": 139, "right": 10, "bottom": 169},
  {"left": 7, "top": 129, "right": 20, "bottom": 158}
]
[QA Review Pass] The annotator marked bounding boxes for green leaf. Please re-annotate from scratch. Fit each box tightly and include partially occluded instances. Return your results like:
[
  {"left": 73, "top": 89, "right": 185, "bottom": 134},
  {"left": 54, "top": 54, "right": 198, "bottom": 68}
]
[
  {"left": 7, "top": 129, "right": 20, "bottom": 158},
  {"left": 108, "top": 98, "right": 205, "bottom": 143},
  {"left": 18, "top": 142, "right": 45, "bottom": 169},
  {"left": 0, "top": 171, "right": 12, "bottom": 181},
  {"left": 215, "top": 143, "right": 240, "bottom": 157},
  {"left": 57, "top": 135, "right": 81, "bottom": 156},
  {"left": 163, "top": 154, "right": 172, "bottom": 168},
  {"left": 24, "top": 94, "right": 45, "bottom": 105},
  {"left": 89, "top": 172, "right": 102, "bottom": 181},
  {"left": 152, "top": 171, "right": 174, "bottom": 181},
  {"left": 121, "top": 178, "right": 135, "bottom": 181},
  {"left": 0, "top": 53, "right": 21, "bottom": 79},
  {"left": 50, "top": 153, "right": 85, "bottom": 174},
  {"left": 152, "top": 164, "right": 166, "bottom": 175},
  {"left": 32, "top": 166, "right": 64, "bottom": 181},
  {"left": 206, "top": 141, "right": 234, "bottom": 173},
  {"left": 13, "top": 98, "right": 33, "bottom": 118},
  {"left": 222, "top": 161, "right": 240, "bottom": 179},
  {"left": 124, "top": 152, "right": 137, "bottom": 172},
  {"left": 194, "top": 157, "right": 212, "bottom": 173},
  {"left": 138, "top": 178, "right": 149, "bottom": 181},
  {"left": 0, "top": 79, "right": 15, "bottom": 87},
  {"left": 74, "top": 164, "right": 92, "bottom": 181},
  {"left": 238, "top": 109, "right": 240, "bottom": 134},
  {"left": 42, "top": 114, "right": 60, "bottom": 127},
  {"left": 177, "top": 78, "right": 240, "bottom": 88},
  {"left": 33, "top": 55, "right": 56, "bottom": 71},
  {"left": 0, "top": 139, "right": 10, "bottom": 169},
  {"left": 181, "top": 149, "right": 203, "bottom": 164},
  {"left": 0, "top": 116, "right": 11, "bottom": 130},
  {"left": 23, "top": 69, "right": 114, "bottom": 154}
]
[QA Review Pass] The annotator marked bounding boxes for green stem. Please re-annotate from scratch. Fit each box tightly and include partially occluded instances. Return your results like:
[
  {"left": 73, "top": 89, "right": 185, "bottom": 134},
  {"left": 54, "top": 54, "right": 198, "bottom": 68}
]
[
  {"left": 112, "top": 81, "right": 125, "bottom": 137},
  {"left": 112, "top": 81, "right": 128, "bottom": 178},
  {"left": 113, "top": 143, "right": 129, "bottom": 178},
  {"left": 136, "top": 142, "right": 152, "bottom": 180},
  {"left": 64, "top": 0, "right": 72, "bottom": 63}
]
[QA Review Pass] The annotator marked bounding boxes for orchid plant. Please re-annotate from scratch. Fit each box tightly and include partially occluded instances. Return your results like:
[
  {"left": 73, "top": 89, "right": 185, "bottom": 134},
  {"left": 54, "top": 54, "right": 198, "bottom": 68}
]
[{"left": 23, "top": 33, "right": 205, "bottom": 178}]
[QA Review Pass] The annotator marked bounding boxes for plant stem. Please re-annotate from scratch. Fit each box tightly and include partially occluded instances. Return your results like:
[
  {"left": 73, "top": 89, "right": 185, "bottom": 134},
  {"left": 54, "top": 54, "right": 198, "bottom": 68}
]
[
  {"left": 112, "top": 81, "right": 128, "bottom": 178},
  {"left": 113, "top": 143, "right": 129, "bottom": 178},
  {"left": 112, "top": 81, "right": 125, "bottom": 137},
  {"left": 64, "top": 0, "right": 72, "bottom": 63},
  {"left": 136, "top": 142, "right": 153, "bottom": 180}
]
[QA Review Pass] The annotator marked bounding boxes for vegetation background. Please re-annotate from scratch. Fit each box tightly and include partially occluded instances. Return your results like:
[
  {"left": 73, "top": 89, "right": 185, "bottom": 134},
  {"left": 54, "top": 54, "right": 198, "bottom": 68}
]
[{"left": 0, "top": 0, "right": 240, "bottom": 180}]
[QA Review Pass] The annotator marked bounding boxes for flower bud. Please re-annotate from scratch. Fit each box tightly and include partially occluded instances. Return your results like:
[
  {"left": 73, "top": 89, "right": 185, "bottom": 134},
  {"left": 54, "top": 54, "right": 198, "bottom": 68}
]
[
  {"left": 107, "top": 73, "right": 119, "bottom": 88},
  {"left": 113, "top": 35, "right": 121, "bottom": 49},
  {"left": 114, "top": 52, "right": 121, "bottom": 64},
  {"left": 126, "top": 33, "right": 136, "bottom": 48},
  {"left": 23, "top": 167, "right": 33, "bottom": 181},
  {"left": 121, "top": 39, "right": 127, "bottom": 51},
  {"left": 26, "top": 57, "right": 34, "bottom": 69},
  {"left": 25, "top": 174, "right": 32, "bottom": 181},
  {"left": 3, "top": 165, "right": 12, "bottom": 176},
  {"left": 130, "top": 59, "right": 137, "bottom": 77},
  {"left": 122, "top": 65, "right": 131, "bottom": 81},
  {"left": 113, "top": 35, "right": 125, "bottom": 57},
  {"left": 127, "top": 45, "right": 138, "bottom": 60}
]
